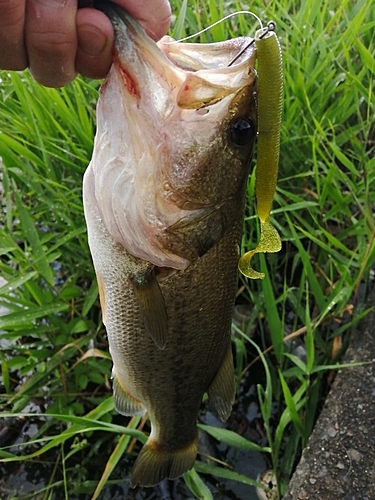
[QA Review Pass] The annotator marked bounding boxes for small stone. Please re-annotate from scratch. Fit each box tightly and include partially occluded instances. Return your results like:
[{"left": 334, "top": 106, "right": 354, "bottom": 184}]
[
  {"left": 318, "top": 465, "right": 327, "bottom": 477},
  {"left": 309, "top": 478, "right": 316, "bottom": 484},
  {"left": 337, "top": 462, "right": 345, "bottom": 469},
  {"left": 297, "top": 489, "right": 308, "bottom": 499},
  {"left": 347, "top": 448, "right": 363, "bottom": 462},
  {"left": 327, "top": 427, "right": 337, "bottom": 438}
]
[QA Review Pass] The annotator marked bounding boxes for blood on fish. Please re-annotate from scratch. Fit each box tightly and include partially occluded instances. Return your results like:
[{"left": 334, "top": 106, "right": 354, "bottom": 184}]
[
  {"left": 114, "top": 51, "right": 140, "bottom": 98},
  {"left": 119, "top": 65, "right": 139, "bottom": 97},
  {"left": 99, "top": 79, "right": 109, "bottom": 93}
]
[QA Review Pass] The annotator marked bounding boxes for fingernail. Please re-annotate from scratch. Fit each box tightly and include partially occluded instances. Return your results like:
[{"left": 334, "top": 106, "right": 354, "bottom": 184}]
[{"left": 79, "top": 25, "right": 107, "bottom": 56}]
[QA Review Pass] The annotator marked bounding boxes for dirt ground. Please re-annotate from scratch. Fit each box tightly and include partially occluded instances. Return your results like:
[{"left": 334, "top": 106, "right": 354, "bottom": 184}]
[{"left": 284, "top": 289, "right": 375, "bottom": 500}]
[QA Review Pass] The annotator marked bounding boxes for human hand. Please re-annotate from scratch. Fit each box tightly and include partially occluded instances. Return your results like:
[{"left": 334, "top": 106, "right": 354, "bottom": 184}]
[{"left": 0, "top": 0, "right": 171, "bottom": 87}]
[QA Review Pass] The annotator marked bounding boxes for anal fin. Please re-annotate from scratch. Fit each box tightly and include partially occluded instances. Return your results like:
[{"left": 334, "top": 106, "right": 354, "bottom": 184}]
[
  {"left": 130, "top": 268, "right": 168, "bottom": 350},
  {"left": 207, "top": 342, "right": 235, "bottom": 422},
  {"left": 113, "top": 373, "right": 145, "bottom": 416}
]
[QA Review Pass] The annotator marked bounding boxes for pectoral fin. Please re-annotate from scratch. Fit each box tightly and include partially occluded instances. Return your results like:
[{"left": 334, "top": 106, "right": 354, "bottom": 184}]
[
  {"left": 130, "top": 269, "right": 168, "bottom": 350},
  {"left": 113, "top": 373, "right": 145, "bottom": 416},
  {"left": 207, "top": 342, "right": 235, "bottom": 422}
]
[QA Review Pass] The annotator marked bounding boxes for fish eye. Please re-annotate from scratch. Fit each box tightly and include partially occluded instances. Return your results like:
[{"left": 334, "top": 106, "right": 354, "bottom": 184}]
[{"left": 230, "top": 117, "right": 256, "bottom": 146}]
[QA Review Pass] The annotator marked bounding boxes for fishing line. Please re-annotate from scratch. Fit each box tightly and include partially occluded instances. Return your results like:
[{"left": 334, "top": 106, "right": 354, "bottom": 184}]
[
  {"left": 164, "top": 12, "right": 277, "bottom": 69},
  {"left": 164, "top": 10, "right": 264, "bottom": 44}
]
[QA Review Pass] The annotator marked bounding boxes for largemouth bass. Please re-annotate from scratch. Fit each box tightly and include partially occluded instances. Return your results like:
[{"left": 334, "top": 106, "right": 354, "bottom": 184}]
[{"left": 83, "top": 3, "right": 258, "bottom": 487}]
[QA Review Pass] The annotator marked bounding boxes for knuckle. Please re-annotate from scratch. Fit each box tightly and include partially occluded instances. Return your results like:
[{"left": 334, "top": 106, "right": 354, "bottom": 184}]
[{"left": 29, "top": 29, "right": 76, "bottom": 58}]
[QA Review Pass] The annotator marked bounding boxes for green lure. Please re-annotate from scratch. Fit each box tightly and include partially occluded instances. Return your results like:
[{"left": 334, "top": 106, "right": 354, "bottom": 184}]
[{"left": 238, "top": 25, "right": 283, "bottom": 279}]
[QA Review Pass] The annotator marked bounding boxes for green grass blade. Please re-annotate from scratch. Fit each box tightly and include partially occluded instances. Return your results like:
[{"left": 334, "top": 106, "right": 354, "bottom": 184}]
[
  {"left": 13, "top": 187, "right": 54, "bottom": 287},
  {"left": 260, "top": 254, "right": 284, "bottom": 363},
  {"left": 198, "top": 424, "right": 270, "bottom": 453},
  {"left": 278, "top": 370, "right": 306, "bottom": 439},
  {"left": 0, "top": 353, "right": 10, "bottom": 394},
  {"left": 0, "top": 399, "right": 146, "bottom": 464},
  {"left": 0, "top": 302, "right": 69, "bottom": 330},
  {"left": 194, "top": 461, "right": 267, "bottom": 490},
  {"left": 91, "top": 417, "right": 142, "bottom": 500},
  {"left": 184, "top": 468, "right": 214, "bottom": 500},
  {"left": 172, "top": 0, "right": 188, "bottom": 39},
  {"left": 0, "top": 272, "right": 38, "bottom": 295},
  {"left": 285, "top": 213, "right": 327, "bottom": 312}
]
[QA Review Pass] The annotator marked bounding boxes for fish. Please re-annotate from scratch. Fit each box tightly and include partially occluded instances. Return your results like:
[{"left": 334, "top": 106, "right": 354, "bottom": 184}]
[{"left": 83, "top": 2, "right": 259, "bottom": 487}]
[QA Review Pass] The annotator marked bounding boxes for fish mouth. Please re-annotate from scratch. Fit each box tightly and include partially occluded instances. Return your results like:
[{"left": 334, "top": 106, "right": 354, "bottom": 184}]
[
  {"left": 97, "top": 2, "right": 256, "bottom": 110},
  {"left": 89, "top": 3, "right": 257, "bottom": 269},
  {"left": 95, "top": 1, "right": 256, "bottom": 115}
]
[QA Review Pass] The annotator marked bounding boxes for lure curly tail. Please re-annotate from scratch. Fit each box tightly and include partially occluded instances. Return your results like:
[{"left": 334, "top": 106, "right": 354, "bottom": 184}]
[{"left": 239, "top": 24, "right": 283, "bottom": 279}]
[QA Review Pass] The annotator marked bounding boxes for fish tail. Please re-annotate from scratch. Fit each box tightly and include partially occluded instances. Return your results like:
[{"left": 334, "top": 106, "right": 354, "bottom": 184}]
[{"left": 131, "top": 435, "right": 198, "bottom": 487}]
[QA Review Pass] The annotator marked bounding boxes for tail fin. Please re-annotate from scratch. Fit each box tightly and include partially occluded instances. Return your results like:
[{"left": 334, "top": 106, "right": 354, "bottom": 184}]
[{"left": 131, "top": 436, "right": 198, "bottom": 487}]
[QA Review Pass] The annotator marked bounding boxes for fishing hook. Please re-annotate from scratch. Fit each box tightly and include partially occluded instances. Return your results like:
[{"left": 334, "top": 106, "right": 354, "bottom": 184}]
[{"left": 227, "top": 20, "right": 277, "bottom": 67}]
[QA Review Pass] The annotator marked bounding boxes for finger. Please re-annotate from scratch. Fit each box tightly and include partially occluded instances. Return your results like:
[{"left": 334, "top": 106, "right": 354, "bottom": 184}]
[
  {"left": 114, "top": 0, "right": 171, "bottom": 41},
  {"left": 0, "top": 0, "right": 27, "bottom": 70},
  {"left": 25, "top": 0, "right": 77, "bottom": 87},
  {"left": 76, "top": 8, "right": 114, "bottom": 80}
]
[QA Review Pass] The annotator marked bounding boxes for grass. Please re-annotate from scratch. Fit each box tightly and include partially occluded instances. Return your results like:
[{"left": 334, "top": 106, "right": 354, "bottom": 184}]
[{"left": 0, "top": 0, "right": 374, "bottom": 498}]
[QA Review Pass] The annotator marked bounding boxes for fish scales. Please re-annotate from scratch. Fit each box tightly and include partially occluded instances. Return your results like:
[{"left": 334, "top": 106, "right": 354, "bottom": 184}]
[
  {"left": 84, "top": 2, "right": 258, "bottom": 487},
  {"left": 84, "top": 172, "right": 242, "bottom": 446}
]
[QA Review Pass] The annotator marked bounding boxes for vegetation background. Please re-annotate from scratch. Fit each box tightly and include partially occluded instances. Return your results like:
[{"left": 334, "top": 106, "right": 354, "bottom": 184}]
[{"left": 0, "top": 0, "right": 374, "bottom": 498}]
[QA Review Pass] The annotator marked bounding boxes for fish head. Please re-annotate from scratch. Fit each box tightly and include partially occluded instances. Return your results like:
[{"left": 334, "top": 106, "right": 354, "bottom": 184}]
[{"left": 89, "top": 4, "right": 258, "bottom": 269}]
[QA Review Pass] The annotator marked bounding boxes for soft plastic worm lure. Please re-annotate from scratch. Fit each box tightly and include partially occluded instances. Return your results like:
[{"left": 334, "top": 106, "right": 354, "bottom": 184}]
[
  {"left": 238, "top": 22, "right": 283, "bottom": 279},
  {"left": 158, "top": 14, "right": 283, "bottom": 280}
]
